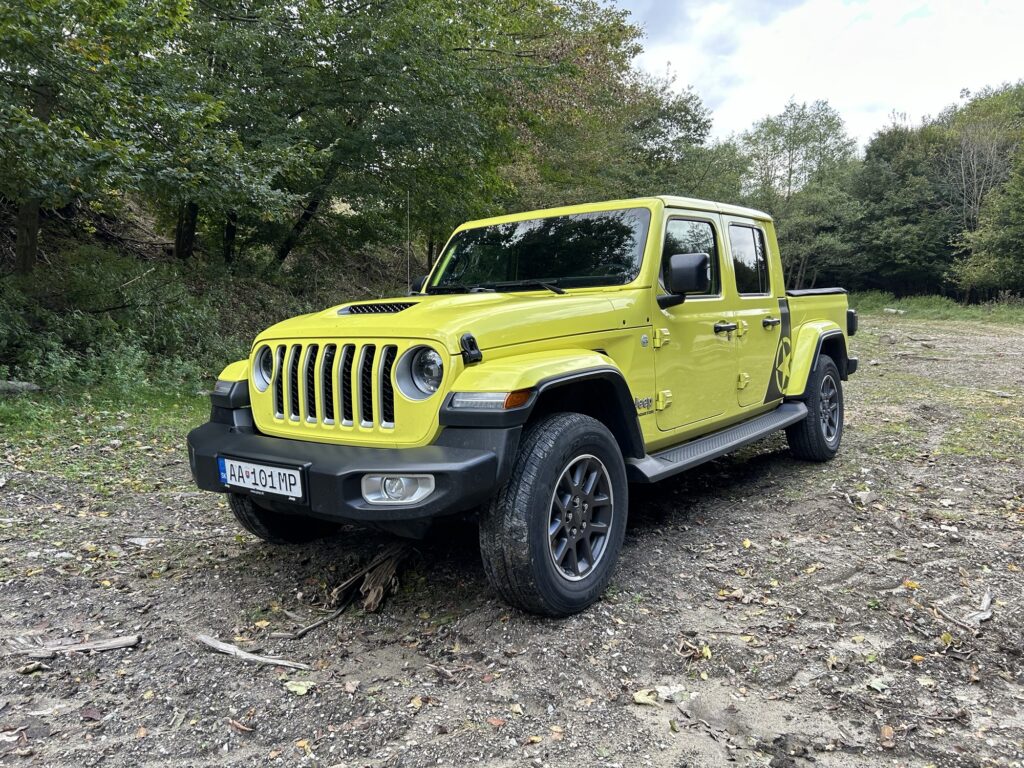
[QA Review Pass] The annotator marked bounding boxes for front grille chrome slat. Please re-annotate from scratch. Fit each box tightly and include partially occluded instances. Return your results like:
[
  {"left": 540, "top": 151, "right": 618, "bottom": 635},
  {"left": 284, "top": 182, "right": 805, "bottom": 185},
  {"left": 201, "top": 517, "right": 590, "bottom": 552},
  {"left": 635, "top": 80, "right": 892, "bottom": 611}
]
[
  {"left": 287, "top": 345, "right": 301, "bottom": 421},
  {"left": 304, "top": 344, "right": 319, "bottom": 423},
  {"left": 267, "top": 340, "right": 401, "bottom": 432},
  {"left": 358, "top": 345, "right": 376, "bottom": 427}
]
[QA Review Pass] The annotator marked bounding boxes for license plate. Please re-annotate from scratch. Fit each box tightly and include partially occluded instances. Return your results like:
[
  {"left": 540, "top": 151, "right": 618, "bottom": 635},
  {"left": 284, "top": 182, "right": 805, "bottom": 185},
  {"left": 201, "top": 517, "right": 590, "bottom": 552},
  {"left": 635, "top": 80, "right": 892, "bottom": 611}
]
[{"left": 218, "top": 457, "right": 303, "bottom": 501}]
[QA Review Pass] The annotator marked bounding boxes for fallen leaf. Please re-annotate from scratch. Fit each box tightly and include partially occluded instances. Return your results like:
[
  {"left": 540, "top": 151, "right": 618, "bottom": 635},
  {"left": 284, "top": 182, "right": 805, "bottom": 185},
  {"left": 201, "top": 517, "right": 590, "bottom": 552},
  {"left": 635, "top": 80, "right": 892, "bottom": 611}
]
[
  {"left": 486, "top": 716, "right": 506, "bottom": 728},
  {"left": 903, "top": 579, "right": 920, "bottom": 590},
  {"left": 804, "top": 563, "right": 821, "bottom": 574},
  {"left": 851, "top": 635, "right": 866, "bottom": 644},
  {"left": 254, "top": 620, "right": 270, "bottom": 628},
  {"left": 136, "top": 726, "right": 147, "bottom": 738},
  {"left": 16, "top": 662, "right": 47, "bottom": 675},
  {"left": 940, "top": 631, "right": 954, "bottom": 647},
  {"left": 284, "top": 680, "right": 316, "bottom": 696},
  {"left": 879, "top": 724, "right": 895, "bottom": 748},
  {"left": 509, "top": 703, "right": 524, "bottom": 716},
  {"left": 911, "top": 654, "right": 926, "bottom": 664},
  {"left": 549, "top": 724, "right": 565, "bottom": 741},
  {"left": 526, "top": 735, "right": 542, "bottom": 744},
  {"left": 866, "top": 677, "right": 889, "bottom": 693},
  {"left": 632, "top": 689, "right": 660, "bottom": 706},
  {"left": 142, "top": 689, "right": 155, "bottom": 701},
  {"left": 409, "top": 695, "right": 426, "bottom": 710},
  {"left": 344, "top": 679, "right": 360, "bottom": 694},
  {"left": 742, "top": 539, "right": 752, "bottom": 549}
]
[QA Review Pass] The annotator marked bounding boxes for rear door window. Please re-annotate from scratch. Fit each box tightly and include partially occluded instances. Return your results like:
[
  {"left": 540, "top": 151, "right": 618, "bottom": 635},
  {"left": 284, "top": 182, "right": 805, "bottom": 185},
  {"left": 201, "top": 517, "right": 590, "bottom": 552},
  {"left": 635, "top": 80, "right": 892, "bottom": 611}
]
[{"left": 728, "top": 224, "right": 770, "bottom": 295}]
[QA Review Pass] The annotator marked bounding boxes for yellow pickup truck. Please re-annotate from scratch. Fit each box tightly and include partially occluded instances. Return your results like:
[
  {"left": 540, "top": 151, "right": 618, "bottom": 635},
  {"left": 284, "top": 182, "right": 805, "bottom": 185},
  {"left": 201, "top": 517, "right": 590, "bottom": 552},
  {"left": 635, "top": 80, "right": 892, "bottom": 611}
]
[{"left": 187, "top": 196, "right": 857, "bottom": 616}]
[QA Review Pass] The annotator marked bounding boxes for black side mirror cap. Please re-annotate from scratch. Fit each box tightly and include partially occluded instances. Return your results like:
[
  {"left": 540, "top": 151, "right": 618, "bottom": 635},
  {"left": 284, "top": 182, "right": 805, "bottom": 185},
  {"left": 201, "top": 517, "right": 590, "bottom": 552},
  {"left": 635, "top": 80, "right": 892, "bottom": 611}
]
[
  {"left": 659, "top": 252, "right": 710, "bottom": 308},
  {"left": 410, "top": 274, "right": 427, "bottom": 295}
]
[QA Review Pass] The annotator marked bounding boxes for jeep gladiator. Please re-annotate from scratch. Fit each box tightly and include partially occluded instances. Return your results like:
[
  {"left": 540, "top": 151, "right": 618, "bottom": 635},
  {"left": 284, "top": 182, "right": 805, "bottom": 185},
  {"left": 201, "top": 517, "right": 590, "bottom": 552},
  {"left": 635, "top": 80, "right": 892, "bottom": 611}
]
[{"left": 187, "top": 196, "right": 857, "bottom": 616}]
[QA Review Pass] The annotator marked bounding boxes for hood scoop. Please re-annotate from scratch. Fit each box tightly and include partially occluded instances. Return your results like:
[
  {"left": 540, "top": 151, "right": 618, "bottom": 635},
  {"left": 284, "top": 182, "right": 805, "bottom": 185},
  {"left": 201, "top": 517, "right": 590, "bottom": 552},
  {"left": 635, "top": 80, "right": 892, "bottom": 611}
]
[{"left": 339, "top": 301, "right": 417, "bottom": 315}]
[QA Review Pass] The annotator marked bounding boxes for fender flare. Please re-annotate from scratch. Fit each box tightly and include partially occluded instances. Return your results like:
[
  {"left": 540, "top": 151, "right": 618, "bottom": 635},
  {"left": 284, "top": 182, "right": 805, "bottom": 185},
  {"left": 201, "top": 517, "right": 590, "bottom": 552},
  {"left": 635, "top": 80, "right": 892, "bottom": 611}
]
[
  {"left": 784, "top": 324, "right": 848, "bottom": 398},
  {"left": 440, "top": 351, "right": 645, "bottom": 459}
]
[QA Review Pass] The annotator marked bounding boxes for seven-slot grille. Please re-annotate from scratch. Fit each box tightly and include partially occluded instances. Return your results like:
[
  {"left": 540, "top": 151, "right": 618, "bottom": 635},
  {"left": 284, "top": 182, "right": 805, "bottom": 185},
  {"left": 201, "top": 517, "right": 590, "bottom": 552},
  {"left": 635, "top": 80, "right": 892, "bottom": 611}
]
[{"left": 267, "top": 342, "right": 398, "bottom": 429}]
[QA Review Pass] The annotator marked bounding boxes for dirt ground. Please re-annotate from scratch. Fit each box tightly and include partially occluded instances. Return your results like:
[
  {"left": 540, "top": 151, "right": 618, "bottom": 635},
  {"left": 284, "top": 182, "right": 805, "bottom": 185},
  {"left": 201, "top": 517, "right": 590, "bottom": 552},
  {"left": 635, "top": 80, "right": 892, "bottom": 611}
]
[{"left": 1, "top": 314, "right": 1023, "bottom": 767}]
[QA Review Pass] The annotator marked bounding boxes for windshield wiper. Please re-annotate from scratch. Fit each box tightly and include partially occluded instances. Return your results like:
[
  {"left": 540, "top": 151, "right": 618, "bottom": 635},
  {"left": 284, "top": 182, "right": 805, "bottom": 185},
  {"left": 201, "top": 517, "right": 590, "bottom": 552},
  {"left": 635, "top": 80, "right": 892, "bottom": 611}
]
[
  {"left": 426, "top": 285, "right": 494, "bottom": 294},
  {"left": 483, "top": 279, "right": 567, "bottom": 295}
]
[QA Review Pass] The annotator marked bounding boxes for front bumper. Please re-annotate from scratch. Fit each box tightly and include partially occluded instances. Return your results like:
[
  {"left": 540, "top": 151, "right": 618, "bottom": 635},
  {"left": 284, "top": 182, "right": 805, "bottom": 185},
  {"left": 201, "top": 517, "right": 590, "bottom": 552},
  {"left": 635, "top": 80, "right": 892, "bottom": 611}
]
[{"left": 187, "top": 420, "right": 518, "bottom": 524}]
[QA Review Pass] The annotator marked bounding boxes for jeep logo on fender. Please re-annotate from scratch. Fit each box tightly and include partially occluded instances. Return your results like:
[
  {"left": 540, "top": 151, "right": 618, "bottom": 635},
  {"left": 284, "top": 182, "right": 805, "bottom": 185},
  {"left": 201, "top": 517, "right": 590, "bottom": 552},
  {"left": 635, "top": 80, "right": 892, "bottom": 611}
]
[{"left": 634, "top": 396, "right": 653, "bottom": 413}]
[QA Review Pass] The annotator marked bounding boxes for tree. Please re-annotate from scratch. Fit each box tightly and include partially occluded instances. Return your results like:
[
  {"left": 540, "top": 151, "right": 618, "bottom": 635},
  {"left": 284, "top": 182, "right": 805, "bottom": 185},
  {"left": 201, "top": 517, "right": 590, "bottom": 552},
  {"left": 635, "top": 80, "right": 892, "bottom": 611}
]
[
  {"left": 955, "top": 149, "right": 1024, "bottom": 294},
  {"left": 852, "top": 121, "right": 958, "bottom": 294},
  {"left": 741, "top": 99, "right": 856, "bottom": 216},
  {"left": 0, "top": 0, "right": 190, "bottom": 272}
]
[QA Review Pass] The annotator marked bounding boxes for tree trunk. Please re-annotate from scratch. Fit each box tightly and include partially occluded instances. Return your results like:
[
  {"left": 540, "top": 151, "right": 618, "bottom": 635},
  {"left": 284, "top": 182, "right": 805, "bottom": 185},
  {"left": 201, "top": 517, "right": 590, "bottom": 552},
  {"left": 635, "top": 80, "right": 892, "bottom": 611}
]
[
  {"left": 276, "top": 194, "right": 323, "bottom": 263},
  {"left": 222, "top": 210, "right": 237, "bottom": 264},
  {"left": 275, "top": 150, "right": 347, "bottom": 263},
  {"left": 174, "top": 201, "right": 199, "bottom": 259},
  {"left": 14, "top": 84, "right": 55, "bottom": 274},
  {"left": 14, "top": 200, "right": 42, "bottom": 275},
  {"left": 426, "top": 234, "right": 435, "bottom": 271}
]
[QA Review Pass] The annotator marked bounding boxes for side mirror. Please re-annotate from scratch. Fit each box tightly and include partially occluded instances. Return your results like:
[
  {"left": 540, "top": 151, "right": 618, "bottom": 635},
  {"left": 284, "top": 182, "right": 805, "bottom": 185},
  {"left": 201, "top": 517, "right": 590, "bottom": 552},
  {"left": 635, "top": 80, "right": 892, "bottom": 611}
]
[
  {"left": 410, "top": 274, "right": 427, "bottom": 295},
  {"left": 660, "top": 253, "right": 710, "bottom": 308}
]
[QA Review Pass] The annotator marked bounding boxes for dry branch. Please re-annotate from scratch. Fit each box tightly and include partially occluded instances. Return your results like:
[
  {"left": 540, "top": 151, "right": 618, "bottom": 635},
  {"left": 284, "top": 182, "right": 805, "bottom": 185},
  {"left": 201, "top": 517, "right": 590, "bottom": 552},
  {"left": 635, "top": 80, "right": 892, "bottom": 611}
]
[{"left": 194, "top": 634, "right": 310, "bottom": 670}]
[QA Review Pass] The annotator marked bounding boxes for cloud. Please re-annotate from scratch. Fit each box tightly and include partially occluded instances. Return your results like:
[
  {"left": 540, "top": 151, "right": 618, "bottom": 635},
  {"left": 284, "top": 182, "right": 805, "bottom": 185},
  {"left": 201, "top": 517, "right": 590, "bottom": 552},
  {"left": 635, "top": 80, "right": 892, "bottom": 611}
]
[{"left": 617, "top": 0, "right": 1024, "bottom": 144}]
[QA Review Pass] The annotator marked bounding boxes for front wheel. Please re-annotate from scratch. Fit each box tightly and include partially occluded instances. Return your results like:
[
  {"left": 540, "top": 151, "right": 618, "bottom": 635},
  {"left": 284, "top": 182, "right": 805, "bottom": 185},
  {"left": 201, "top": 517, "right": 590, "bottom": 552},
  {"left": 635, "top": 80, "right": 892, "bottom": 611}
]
[
  {"left": 786, "top": 353, "right": 844, "bottom": 461},
  {"left": 479, "top": 412, "right": 628, "bottom": 616}
]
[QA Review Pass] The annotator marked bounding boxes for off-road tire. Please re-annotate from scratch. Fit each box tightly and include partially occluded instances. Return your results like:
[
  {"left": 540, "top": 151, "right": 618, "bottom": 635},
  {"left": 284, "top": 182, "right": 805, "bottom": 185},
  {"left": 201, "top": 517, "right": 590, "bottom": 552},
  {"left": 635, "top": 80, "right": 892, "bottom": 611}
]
[
  {"left": 786, "top": 353, "right": 844, "bottom": 462},
  {"left": 479, "top": 412, "right": 628, "bottom": 617},
  {"left": 228, "top": 493, "right": 339, "bottom": 544}
]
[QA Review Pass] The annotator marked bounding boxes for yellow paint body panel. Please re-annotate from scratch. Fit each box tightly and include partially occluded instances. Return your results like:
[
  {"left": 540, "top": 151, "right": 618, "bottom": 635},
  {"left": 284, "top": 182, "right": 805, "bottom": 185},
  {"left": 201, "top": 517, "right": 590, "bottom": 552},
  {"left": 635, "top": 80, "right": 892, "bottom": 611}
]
[
  {"left": 223, "top": 196, "right": 850, "bottom": 455},
  {"left": 218, "top": 360, "right": 249, "bottom": 382}
]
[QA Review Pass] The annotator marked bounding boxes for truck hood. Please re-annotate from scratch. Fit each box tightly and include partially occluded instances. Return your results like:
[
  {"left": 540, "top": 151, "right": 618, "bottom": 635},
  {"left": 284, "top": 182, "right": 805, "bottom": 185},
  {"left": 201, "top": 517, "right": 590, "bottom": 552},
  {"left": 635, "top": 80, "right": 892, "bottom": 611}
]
[{"left": 254, "top": 292, "right": 633, "bottom": 354}]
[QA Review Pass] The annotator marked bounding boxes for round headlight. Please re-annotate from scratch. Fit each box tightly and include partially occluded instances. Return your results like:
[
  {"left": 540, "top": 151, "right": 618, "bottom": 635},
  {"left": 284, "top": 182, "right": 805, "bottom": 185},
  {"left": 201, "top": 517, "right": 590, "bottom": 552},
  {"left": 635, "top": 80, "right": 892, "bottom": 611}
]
[
  {"left": 396, "top": 346, "right": 444, "bottom": 400},
  {"left": 411, "top": 348, "right": 444, "bottom": 394},
  {"left": 253, "top": 345, "right": 273, "bottom": 392}
]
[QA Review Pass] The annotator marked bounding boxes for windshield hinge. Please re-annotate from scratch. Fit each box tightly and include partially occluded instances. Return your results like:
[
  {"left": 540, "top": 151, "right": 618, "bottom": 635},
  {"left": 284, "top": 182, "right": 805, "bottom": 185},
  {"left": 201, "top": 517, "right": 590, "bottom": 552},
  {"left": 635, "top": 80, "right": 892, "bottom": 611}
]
[
  {"left": 460, "top": 333, "right": 483, "bottom": 365},
  {"left": 737, "top": 372, "right": 751, "bottom": 390},
  {"left": 653, "top": 328, "right": 671, "bottom": 349}
]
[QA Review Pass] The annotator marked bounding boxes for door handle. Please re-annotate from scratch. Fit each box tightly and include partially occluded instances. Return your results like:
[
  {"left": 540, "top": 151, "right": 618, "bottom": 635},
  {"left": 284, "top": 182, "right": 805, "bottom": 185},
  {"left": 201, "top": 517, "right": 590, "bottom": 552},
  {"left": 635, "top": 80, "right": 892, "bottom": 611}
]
[
  {"left": 763, "top": 316, "right": 781, "bottom": 328},
  {"left": 714, "top": 321, "right": 738, "bottom": 335}
]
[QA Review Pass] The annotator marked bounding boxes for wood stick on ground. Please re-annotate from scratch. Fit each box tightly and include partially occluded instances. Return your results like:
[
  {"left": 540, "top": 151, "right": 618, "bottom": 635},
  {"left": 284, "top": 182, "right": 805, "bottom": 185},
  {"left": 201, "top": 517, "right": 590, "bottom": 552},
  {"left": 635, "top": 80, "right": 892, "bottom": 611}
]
[
  {"left": 19, "top": 635, "right": 141, "bottom": 659},
  {"left": 194, "top": 634, "right": 310, "bottom": 670}
]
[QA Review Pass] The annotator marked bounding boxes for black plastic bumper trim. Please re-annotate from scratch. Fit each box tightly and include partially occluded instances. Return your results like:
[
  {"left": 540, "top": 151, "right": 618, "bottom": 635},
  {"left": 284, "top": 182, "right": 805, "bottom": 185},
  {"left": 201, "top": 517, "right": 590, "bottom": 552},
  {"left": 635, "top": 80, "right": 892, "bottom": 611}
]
[{"left": 187, "top": 421, "right": 514, "bottom": 523}]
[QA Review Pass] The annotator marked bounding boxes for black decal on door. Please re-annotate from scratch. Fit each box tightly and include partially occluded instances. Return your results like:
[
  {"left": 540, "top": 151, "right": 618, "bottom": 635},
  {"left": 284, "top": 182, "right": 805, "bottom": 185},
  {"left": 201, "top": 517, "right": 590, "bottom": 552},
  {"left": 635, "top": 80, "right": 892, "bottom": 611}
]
[{"left": 763, "top": 298, "right": 792, "bottom": 403}]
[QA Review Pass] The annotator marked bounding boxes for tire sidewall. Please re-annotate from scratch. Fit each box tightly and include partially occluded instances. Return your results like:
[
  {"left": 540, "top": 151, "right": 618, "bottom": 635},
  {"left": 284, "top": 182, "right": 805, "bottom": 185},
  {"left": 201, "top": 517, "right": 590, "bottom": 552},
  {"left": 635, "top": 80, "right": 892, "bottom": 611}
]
[
  {"left": 522, "top": 418, "right": 628, "bottom": 614},
  {"left": 811, "top": 356, "right": 843, "bottom": 454}
]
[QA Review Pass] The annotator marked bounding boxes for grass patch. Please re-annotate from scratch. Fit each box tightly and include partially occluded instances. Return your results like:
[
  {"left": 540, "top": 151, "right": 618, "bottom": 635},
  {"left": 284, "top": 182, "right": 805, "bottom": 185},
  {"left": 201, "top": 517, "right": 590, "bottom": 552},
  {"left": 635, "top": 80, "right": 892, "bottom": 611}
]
[
  {"left": 0, "top": 386, "right": 207, "bottom": 494},
  {"left": 850, "top": 291, "right": 1024, "bottom": 324}
]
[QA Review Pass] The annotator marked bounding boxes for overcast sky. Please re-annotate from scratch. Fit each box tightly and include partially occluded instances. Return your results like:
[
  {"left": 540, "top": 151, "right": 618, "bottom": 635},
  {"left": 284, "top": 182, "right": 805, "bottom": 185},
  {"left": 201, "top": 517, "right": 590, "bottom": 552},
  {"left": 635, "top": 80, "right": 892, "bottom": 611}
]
[{"left": 617, "top": 0, "right": 1023, "bottom": 145}]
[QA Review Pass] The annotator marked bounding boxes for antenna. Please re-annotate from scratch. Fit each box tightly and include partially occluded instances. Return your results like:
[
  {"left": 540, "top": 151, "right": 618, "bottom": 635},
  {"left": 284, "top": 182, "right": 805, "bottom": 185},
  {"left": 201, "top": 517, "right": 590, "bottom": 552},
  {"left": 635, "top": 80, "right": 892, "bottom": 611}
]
[{"left": 406, "top": 190, "right": 411, "bottom": 293}]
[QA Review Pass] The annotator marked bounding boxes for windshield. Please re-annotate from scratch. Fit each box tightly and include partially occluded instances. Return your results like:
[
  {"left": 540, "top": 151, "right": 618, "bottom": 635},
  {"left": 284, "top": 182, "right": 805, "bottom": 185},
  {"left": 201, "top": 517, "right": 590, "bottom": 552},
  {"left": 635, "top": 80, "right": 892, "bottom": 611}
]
[{"left": 428, "top": 207, "right": 652, "bottom": 292}]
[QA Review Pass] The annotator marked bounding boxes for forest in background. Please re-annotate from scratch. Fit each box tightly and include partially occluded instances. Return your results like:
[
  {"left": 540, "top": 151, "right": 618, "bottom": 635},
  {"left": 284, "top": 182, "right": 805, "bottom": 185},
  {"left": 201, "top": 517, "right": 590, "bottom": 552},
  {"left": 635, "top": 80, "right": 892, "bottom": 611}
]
[{"left": 2, "top": 0, "right": 1023, "bottom": 395}]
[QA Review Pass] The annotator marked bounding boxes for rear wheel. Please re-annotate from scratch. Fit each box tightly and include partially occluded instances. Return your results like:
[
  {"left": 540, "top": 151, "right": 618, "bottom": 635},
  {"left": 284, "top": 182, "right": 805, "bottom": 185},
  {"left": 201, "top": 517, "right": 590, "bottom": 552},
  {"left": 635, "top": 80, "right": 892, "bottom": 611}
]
[
  {"left": 786, "top": 353, "right": 844, "bottom": 462},
  {"left": 479, "top": 412, "right": 628, "bottom": 616},
  {"left": 228, "top": 493, "right": 339, "bottom": 544}
]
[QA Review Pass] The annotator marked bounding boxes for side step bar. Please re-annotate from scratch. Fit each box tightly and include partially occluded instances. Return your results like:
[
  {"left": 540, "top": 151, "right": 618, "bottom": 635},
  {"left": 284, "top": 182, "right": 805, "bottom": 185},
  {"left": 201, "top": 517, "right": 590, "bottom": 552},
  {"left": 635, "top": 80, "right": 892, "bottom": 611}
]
[{"left": 626, "top": 402, "right": 808, "bottom": 483}]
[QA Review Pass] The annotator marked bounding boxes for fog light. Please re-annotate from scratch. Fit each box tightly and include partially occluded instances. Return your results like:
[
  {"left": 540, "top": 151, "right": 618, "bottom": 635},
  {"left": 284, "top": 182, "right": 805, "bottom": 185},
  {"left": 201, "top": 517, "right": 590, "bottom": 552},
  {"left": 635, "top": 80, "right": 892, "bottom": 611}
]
[
  {"left": 383, "top": 476, "right": 409, "bottom": 500},
  {"left": 361, "top": 473, "right": 435, "bottom": 505}
]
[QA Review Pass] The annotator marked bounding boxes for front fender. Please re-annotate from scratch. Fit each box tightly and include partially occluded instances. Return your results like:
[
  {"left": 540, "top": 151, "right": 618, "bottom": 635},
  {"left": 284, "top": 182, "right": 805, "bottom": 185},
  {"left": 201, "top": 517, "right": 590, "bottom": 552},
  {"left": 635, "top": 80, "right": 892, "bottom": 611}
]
[
  {"left": 218, "top": 359, "right": 249, "bottom": 382},
  {"left": 441, "top": 349, "right": 644, "bottom": 458},
  {"left": 784, "top": 321, "right": 844, "bottom": 397},
  {"left": 449, "top": 349, "right": 617, "bottom": 393}
]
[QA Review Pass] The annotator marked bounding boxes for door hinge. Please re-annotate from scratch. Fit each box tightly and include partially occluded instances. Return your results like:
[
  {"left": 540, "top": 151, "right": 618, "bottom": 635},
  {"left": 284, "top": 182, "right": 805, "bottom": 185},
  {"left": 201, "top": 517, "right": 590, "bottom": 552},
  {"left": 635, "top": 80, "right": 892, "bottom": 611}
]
[
  {"left": 737, "top": 372, "right": 751, "bottom": 390},
  {"left": 653, "top": 327, "right": 671, "bottom": 348},
  {"left": 656, "top": 389, "right": 672, "bottom": 410},
  {"left": 735, "top": 320, "right": 749, "bottom": 337}
]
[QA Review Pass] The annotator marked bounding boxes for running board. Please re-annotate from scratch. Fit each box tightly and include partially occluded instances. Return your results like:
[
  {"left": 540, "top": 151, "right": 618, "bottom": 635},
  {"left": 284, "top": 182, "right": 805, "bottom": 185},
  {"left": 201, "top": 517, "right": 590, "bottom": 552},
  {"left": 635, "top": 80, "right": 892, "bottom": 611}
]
[{"left": 626, "top": 402, "right": 808, "bottom": 483}]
